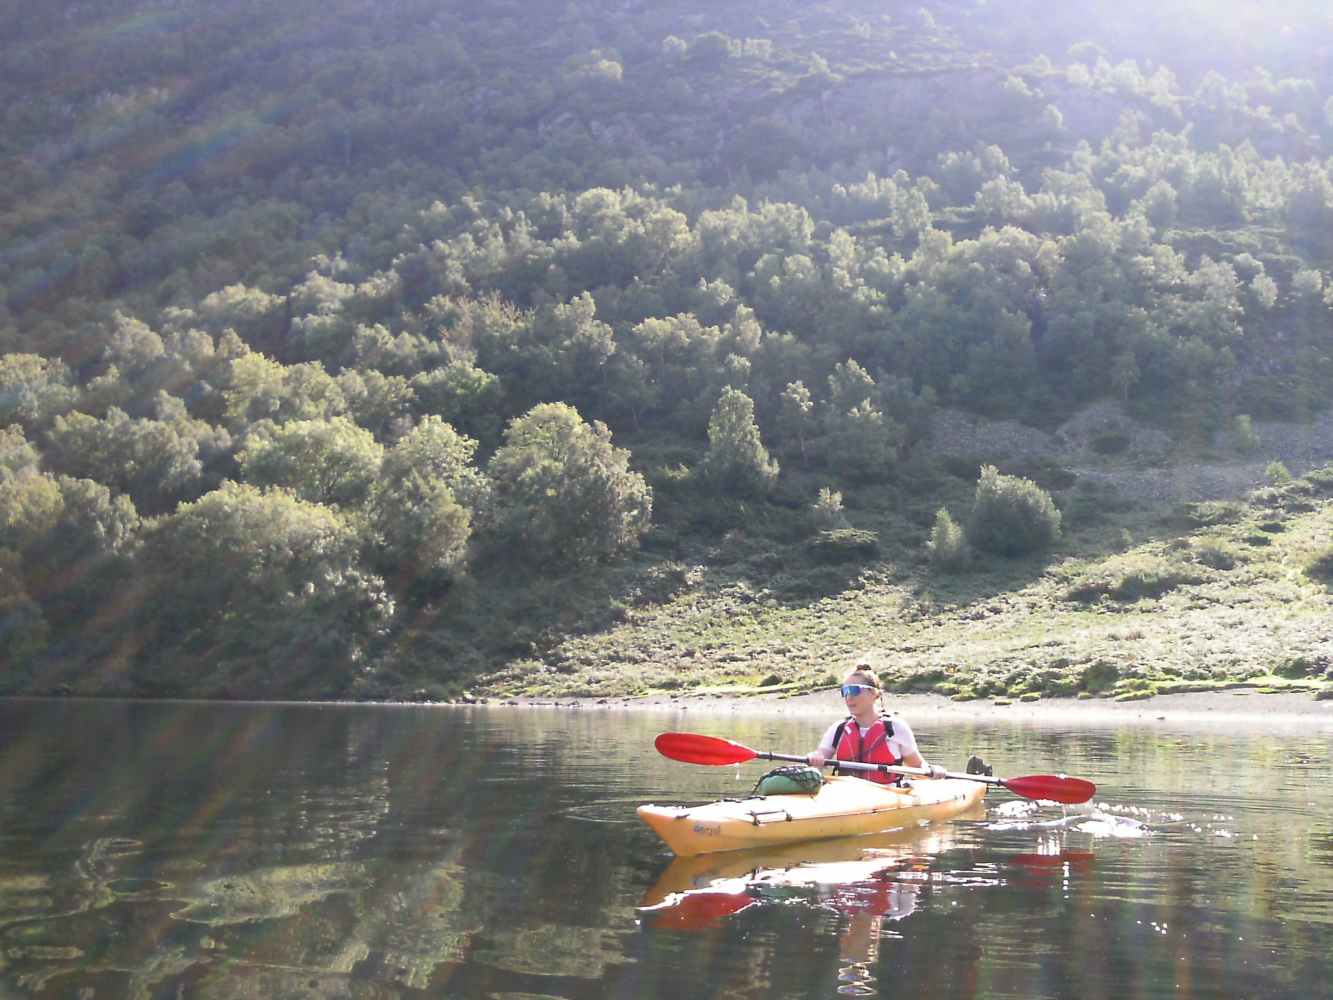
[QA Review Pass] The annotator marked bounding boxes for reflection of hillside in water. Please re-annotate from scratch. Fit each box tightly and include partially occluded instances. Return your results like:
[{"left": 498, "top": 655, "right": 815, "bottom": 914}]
[
  {"left": 3, "top": 824, "right": 496, "bottom": 995},
  {"left": 0, "top": 703, "right": 502, "bottom": 995},
  {"left": 171, "top": 862, "right": 371, "bottom": 924},
  {"left": 474, "top": 923, "right": 634, "bottom": 981},
  {"left": 176, "top": 859, "right": 490, "bottom": 995},
  {"left": 3, "top": 844, "right": 389, "bottom": 992}
]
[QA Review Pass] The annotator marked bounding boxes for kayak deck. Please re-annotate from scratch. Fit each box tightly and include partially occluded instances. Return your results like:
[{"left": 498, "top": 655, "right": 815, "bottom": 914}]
[{"left": 637, "top": 775, "right": 986, "bottom": 856}]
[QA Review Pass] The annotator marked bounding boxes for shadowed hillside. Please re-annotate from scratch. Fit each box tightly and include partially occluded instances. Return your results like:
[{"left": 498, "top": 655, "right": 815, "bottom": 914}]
[{"left": 1, "top": 1, "right": 1330, "bottom": 702}]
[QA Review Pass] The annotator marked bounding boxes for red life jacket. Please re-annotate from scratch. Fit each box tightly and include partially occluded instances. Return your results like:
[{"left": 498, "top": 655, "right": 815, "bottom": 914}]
[{"left": 833, "top": 716, "right": 901, "bottom": 785}]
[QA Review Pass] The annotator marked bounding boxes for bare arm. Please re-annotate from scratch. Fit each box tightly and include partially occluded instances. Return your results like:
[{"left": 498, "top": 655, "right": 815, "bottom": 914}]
[{"left": 806, "top": 722, "right": 839, "bottom": 768}]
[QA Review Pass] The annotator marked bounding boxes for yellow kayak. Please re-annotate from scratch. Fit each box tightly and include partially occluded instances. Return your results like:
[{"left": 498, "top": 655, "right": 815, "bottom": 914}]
[{"left": 637, "top": 775, "right": 986, "bottom": 857}]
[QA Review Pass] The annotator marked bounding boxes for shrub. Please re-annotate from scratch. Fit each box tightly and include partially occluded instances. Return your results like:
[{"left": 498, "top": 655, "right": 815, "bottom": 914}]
[
  {"left": 1233, "top": 414, "right": 1259, "bottom": 453},
  {"left": 1090, "top": 431, "right": 1131, "bottom": 455},
  {"left": 806, "top": 527, "right": 880, "bottom": 564},
  {"left": 1180, "top": 500, "right": 1243, "bottom": 526},
  {"left": 1276, "top": 655, "right": 1326, "bottom": 679},
  {"left": 1194, "top": 541, "right": 1237, "bottom": 570},
  {"left": 926, "top": 508, "right": 970, "bottom": 571},
  {"left": 1080, "top": 659, "right": 1119, "bottom": 693},
  {"left": 810, "top": 487, "right": 847, "bottom": 530},
  {"left": 941, "top": 456, "right": 982, "bottom": 480},
  {"left": 1304, "top": 464, "right": 1333, "bottom": 494},
  {"left": 1307, "top": 544, "right": 1333, "bottom": 583},
  {"left": 967, "top": 465, "right": 1061, "bottom": 557},
  {"left": 774, "top": 563, "right": 859, "bottom": 598},
  {"left": 1059, "top": 491, "right": 1104, "bottom": 529},
  {"left": 1266, "top": 460, "right": 1292, "bottom": 485},
  {"left": 1065, "top": 554, "right": 1206, "bottom": 602}
]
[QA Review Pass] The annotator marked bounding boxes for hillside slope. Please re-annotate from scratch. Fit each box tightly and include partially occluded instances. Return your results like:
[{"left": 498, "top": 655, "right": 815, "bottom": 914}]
[{"left": 2, "top": 1, "right": 1332, "bottom": 703}]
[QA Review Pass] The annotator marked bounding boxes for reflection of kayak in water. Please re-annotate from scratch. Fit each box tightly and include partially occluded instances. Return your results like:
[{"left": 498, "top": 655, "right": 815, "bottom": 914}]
[
  {"left": 637, "top": 775, "right": 986, "bottom": 857},
  {"left": 639, "top": 821, "right": 979, "bottom": 930}
]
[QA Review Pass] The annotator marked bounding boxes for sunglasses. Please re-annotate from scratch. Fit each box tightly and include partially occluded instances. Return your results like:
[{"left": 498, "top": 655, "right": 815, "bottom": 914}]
[{"left": 840, "top": 684, "right": 878, "bottom": 698}]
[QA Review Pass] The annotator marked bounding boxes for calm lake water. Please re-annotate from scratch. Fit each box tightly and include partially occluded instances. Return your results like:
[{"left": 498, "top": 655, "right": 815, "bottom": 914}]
[{"left": 0, "top": 699, "right": 1329, "bottom": 999}]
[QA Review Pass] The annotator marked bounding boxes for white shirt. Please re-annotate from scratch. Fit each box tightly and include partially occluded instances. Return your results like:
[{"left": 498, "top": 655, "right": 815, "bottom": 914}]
[{"left": 816, "top": 715, "right": 919, "bottom": 762}]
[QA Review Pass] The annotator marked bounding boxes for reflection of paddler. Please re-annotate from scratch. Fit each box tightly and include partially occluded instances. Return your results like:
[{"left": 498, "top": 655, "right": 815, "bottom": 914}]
[
  {"left": 832, "top": 877, "right": 924, "bottom": 996},
  {"left": 821, "top": 869, "right": 921, "bottom": 920},
  {"left": 639, "top": 820, "right": 975, "bottom": 929},
  {"left": 838, "top": 912, "right": 883, "bottom": 991}
]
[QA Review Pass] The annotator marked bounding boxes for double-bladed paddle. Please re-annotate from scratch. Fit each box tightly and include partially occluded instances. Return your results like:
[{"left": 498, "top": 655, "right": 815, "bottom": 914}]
[{"left": 654, "top": 731, "right": 1096, "bottom": 805}]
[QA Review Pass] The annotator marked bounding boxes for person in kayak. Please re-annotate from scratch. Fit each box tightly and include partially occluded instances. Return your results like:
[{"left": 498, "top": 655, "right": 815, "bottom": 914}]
[{"left": 805, "top": 666, "right": 947, "bottom": 784}]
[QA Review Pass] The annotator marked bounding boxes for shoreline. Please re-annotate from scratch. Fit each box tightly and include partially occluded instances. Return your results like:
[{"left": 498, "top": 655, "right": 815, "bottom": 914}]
[
  {"left": 512, "top": 687, "right": 1333, "bottom": 730},
  {"left": 7, "top": 687, "right": 1329, "bottom": 731}
]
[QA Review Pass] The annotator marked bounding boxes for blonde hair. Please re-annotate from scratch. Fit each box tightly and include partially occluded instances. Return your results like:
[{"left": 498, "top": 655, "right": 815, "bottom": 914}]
[{"left": 845, "top": 666, "right": 881, "bottom": 689}]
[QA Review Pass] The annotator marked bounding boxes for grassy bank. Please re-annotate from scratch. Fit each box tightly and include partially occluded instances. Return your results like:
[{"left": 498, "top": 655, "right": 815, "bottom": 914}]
[{"left": 451, "top": 459, "right": 1333, "bottom": 706}]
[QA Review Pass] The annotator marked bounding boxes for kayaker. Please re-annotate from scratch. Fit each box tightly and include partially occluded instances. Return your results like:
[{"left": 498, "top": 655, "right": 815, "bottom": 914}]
[{"left": 805, "top": 666, "right": 947, "bottom": 783}]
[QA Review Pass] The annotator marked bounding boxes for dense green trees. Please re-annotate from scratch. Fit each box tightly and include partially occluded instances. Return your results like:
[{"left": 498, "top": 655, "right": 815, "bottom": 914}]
[
  {"left": 819, "top": 361, "right": 903, "bottom": 480},
  {"left": 368, "top": 416, "right": 488, "bottom": 590},
  {"left": 0, "top": 355, "right": 75, "bottom": 431},
  {"left": 237, "top": 417, "right": 383, "bottom": 507},
  {"left": 487, "top": 403, "right": 652, "bottom": 567},
  {"left": 136, "top": 482, "right": 392, "bottom": 694},
  {"left": 44, "top": 408, "right": 219, "bottom": 514},
  {"left": 700, "top": 388, "right": 778, "bottom": 496},
  {"left": 0, "top": 469, "right": 138, "bottom": 670}
]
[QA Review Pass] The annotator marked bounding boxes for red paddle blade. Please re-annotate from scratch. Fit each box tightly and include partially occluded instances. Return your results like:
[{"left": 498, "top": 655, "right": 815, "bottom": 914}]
[
  {"left": 1002, "top": 774, "right": 1097, "bottom": 804},
  {"left": 655, "top": 732, "right": 757, "bottom": 766}
]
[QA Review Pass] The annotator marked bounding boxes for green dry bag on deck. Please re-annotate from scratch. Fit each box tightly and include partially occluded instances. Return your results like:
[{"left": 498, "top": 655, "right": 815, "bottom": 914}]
[{"left": 753, "top": 765, "right": 824, "bottom": 796}]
